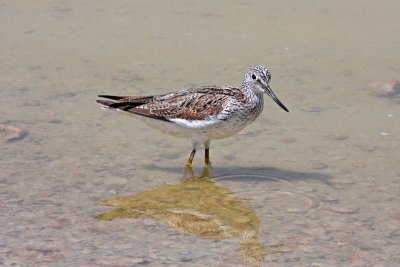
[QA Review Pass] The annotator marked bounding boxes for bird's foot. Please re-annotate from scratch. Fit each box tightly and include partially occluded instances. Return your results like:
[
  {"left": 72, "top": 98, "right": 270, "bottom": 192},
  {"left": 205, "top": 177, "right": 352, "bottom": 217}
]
[
  {"left": 182, "top": 163, "right": 213, "bottom": 179},
  {"left": 200, "top": 164, "right": 213, "bottom": 178},
  {"left": 183, "top": 164, "right": 195, "bottom": 179}
]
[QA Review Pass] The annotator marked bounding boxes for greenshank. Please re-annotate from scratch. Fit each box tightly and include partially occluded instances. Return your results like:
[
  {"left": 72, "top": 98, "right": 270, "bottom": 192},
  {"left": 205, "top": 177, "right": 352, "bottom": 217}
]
[{"left": 97, "top": 65, "right": 288, "bottom": 167}]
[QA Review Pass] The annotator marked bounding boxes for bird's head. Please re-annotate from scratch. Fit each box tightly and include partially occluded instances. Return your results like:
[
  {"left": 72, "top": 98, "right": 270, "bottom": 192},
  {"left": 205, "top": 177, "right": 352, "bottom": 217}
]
[{"left": 245, "top": 65, "right": 289, "bottom": 112}]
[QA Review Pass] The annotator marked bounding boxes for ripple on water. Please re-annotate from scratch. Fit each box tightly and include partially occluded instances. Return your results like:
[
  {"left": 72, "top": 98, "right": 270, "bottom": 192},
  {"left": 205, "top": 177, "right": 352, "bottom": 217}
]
[{"left": 214, "top": 174, "right": 321, "bottom": 215}]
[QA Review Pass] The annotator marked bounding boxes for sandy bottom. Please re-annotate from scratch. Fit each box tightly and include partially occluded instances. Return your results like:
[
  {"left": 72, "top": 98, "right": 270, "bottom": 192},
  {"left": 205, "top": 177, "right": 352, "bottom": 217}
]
[{"left": 1, "top": 1, "right": 399, "bottom": 266}]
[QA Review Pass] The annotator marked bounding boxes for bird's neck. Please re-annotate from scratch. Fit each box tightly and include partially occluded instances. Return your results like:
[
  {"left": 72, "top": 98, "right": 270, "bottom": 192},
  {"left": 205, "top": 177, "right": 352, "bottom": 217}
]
[{"left": 241, "top": 81, "right": 264, "bottom": 104}]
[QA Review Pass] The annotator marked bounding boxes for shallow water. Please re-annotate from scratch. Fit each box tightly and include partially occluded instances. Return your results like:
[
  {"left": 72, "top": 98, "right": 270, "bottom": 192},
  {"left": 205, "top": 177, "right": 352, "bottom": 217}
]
[{"left": 1, "top": 1, "right": 399, "bottom": 266}]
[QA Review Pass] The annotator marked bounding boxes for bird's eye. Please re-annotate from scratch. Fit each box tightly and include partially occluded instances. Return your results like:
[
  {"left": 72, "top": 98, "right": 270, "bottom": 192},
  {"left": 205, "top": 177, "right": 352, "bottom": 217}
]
[{"left": 251, "top": 74, "right": 257, "bottom": 80}]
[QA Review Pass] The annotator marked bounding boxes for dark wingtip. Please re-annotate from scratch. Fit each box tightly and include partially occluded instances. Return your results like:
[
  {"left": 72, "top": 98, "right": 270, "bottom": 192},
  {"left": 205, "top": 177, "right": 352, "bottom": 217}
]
[
  {"left": 96, "top": 99, "right": 115, "bottom": 107},
  {"left": 97, "top": 99, "right": 134, "bottom": 110},
  {"left": 98, "top": 95, "right": 124, "bottom": 100}
]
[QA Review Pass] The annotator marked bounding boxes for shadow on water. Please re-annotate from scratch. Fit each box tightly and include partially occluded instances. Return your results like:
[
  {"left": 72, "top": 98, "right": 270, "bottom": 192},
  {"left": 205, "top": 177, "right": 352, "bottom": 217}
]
[
  {"left": 97, "top": 166, "right": 266, "bottom": 266},
  {"left": 97, "top": 166, "right": 331, "bottom": 266},
  {"left": 144, "top": 164, "right": 331, "bottom": 183}
]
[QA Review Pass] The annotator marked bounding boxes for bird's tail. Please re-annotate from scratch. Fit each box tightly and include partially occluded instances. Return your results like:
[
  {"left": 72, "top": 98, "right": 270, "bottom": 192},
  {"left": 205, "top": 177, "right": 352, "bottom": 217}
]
[
  {"left": 96, "top": 94, "right": 155, "bottom": 109},
  {"left": 96, "top": 95, "right": 128, "bottom": 110},
  {"left": 98, "top": 95, "right": 125, "bottom": 100},
  {"left": 96, "top": 99, "right": 116, "bottom": 109}
]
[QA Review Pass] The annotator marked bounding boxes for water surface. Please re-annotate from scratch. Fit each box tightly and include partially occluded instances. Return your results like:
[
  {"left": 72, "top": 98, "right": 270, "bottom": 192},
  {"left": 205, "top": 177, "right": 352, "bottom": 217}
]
[{"left": 1, "top": 1, "right": 399, "bottom": 266}]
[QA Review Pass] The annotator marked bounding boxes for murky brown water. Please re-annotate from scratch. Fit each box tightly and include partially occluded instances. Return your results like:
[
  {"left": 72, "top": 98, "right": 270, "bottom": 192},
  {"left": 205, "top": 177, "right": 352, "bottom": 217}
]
[{"left": 1, "top": 1, "right": 399, "bottom": 266}]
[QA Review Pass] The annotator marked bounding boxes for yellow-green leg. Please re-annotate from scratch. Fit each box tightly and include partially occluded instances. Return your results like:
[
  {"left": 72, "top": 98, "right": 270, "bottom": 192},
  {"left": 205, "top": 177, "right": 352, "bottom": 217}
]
[
  {"left": 186, "top": 149, "right": 196, "bottom": 167},
  {"left": 204, "top": 140, "right": 211, "bottom": 167},
  {"left": 205, "top": 148, "right": 210, "bottom": 167}
]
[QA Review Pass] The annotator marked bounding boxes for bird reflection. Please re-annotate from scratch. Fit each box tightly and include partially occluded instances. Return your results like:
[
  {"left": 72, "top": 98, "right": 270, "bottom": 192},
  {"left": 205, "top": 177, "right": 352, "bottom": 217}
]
[{"left": 97, "top": 166, "right": 264, "bottom": 266}]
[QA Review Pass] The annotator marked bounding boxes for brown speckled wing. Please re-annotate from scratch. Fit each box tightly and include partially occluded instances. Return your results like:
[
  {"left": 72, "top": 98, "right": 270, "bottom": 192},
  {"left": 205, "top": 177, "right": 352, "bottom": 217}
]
[
  {"left": 98, "top": 86, "right": 245, "bottom": 121},
  {"left": 141, "top": 86, "right": 245, "bottom": 121}
]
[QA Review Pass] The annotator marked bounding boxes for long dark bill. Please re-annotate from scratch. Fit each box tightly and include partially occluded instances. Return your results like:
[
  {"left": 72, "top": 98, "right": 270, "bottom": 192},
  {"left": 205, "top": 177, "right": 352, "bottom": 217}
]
[{"left": 264, "top": 85, "right": 289, "bottom": 112}]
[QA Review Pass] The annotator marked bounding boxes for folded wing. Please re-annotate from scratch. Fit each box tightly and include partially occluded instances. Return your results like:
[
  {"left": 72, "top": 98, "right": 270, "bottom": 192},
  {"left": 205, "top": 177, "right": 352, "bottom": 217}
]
[{"left": 96, "top": 86, "right": 244, "bottom": 121}]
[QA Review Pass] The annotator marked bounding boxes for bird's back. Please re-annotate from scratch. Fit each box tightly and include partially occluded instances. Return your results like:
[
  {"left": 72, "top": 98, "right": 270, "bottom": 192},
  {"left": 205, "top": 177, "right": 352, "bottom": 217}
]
[{"left": 97, "top": 85, "right": 264, "bottom": 140}]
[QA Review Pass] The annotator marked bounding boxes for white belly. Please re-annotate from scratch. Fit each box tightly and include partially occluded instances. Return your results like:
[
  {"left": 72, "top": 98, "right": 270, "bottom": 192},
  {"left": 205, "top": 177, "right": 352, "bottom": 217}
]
[
  {"left": 134, "top": 107, "right": 262, "bottom": 141},
  {"left": 126, "top": 95, "right": 264, "bottom": 148}
]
